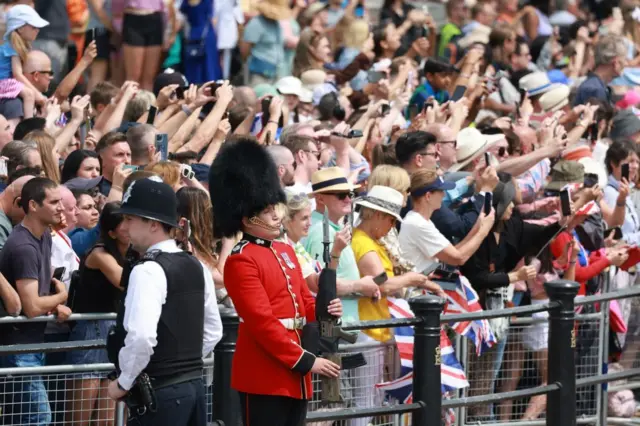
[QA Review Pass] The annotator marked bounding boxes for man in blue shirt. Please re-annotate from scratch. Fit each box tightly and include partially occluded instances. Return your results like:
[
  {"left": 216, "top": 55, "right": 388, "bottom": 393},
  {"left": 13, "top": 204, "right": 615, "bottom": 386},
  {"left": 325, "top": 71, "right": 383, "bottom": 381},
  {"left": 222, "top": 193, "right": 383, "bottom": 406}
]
[{"left": 574, "top": 34, "right": 627, "bottom": 106}]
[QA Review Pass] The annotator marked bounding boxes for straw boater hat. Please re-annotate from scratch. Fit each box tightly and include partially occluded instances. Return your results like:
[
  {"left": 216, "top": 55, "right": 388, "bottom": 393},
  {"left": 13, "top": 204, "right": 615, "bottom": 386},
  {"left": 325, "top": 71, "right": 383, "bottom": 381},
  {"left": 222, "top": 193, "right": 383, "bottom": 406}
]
[
  {"left": 355, "top": 186, "right": 404, "bottom": 222},
  {"left": 539, "top": 84, "right": 570, "bottom": 112},
  {"left": 310, "top": 167, "right": 359, "bottom": 195},
  {"left": 256, "top": 0, "right": 291, "bottom": 21}
]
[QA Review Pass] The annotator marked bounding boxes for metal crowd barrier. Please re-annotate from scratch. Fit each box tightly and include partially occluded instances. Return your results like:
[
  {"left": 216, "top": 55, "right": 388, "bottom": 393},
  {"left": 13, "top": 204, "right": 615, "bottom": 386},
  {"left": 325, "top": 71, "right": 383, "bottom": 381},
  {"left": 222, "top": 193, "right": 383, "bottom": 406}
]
[{"left": 0, "top": 281, "right": 639, "bottom": 425}]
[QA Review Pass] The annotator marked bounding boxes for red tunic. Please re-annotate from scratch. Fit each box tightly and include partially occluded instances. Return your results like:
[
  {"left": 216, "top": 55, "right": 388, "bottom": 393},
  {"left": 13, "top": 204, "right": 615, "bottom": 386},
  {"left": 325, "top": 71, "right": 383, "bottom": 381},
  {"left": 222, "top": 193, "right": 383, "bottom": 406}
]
[{"left": 224, "top": 234, "right": 317, "bottom": 399}]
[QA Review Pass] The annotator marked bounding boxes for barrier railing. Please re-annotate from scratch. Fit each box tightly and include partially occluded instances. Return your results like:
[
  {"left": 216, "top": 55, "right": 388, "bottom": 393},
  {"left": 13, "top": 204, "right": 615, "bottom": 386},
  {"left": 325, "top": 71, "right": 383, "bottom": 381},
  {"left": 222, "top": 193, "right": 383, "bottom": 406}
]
[{"left": 0, "top": 281, "right": 638, "bottom": 425}]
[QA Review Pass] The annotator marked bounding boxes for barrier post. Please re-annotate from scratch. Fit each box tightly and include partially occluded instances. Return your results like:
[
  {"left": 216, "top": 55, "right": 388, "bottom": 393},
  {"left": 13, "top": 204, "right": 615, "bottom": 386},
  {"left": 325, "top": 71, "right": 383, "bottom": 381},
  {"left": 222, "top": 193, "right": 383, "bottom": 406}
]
[
  {"left": 410, "top": 295, "right": 445, "bottom": 426},
  {"left": 545, "top": 280, "right": 580, "bottom": 426},
  {"left": 213, "top": 308, "right": 241, "bottom": 426}
]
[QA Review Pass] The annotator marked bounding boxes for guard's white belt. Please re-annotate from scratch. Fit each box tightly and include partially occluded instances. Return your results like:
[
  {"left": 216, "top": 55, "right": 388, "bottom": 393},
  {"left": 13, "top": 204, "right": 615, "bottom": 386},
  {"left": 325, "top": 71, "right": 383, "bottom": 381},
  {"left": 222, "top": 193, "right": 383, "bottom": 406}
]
[{"left": 239, "top": 317, "right": 306, "bottom": 330}]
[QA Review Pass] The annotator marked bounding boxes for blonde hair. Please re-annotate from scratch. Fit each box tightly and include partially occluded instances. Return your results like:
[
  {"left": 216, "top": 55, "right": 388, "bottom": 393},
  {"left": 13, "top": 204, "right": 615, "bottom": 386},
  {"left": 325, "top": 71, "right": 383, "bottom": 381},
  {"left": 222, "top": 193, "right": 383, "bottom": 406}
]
[
  {"left": 368, "top": 165, "right": 410, "bottom": 193},
  {"left": 145, "top": 161, "right": 181, "bottom": 189},
  {"left": 10, "top": 30, "right": 30, "bottom": 63},
  {"left": 24, "top": 130, "right": 60, "bottom": 183},
  {"left": 285, "top": 192, "right": 311, "bottom": 220},
  {"left": 332, "top": 15, "right": 355, "bottom": 51},
  {"left": 343, "top": 19, "right": 370, "bottom": 49},
  {"left": 409, "top": 168, "right": 439, "bottom": 200}
]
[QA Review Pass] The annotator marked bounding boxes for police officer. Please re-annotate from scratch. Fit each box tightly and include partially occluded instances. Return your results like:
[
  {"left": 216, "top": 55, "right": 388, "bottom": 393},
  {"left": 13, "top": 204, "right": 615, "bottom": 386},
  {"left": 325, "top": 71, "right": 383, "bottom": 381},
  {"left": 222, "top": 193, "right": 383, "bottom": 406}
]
[
  {"left": 107, "top": 177, "right": 222, "bottom": 426},
  {"left": 209, "top": 138, "right": 342, "bottom": 426}
]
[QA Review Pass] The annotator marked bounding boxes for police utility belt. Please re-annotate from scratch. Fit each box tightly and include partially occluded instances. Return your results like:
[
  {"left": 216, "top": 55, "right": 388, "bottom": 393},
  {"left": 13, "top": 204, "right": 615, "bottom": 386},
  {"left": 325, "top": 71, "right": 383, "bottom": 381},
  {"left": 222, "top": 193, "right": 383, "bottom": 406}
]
[{"left": 240, "top": 316, "right": 307, "bottom": 330}]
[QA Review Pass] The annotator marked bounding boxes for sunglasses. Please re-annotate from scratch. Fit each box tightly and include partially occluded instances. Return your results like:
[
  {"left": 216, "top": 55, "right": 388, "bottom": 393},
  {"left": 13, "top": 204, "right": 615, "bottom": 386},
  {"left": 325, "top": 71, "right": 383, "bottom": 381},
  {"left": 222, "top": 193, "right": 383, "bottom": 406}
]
[
  {"left": 32, "top": 70, "right": 54, "bottom": 77},
  {"left": 328, "top": 192, "right": 353, "bottom": 200}
]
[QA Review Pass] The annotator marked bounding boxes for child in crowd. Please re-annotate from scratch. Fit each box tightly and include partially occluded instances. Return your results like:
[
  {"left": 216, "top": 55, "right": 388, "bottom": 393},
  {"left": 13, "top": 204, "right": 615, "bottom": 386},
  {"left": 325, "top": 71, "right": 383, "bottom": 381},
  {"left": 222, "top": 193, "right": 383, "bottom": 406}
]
[{"left": 0, "top": 5, "right": 48, "bottom": 119}]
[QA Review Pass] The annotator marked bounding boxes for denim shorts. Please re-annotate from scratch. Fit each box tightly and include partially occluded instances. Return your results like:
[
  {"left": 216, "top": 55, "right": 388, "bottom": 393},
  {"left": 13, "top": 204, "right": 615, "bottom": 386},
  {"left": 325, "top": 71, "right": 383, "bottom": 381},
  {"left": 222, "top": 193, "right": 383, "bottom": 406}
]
[
  {"left": 0, "top": 352, "right": 51, "bottom": 426},
  {"left": 67, "top": 320, "right": 115, "bottom": 379}
]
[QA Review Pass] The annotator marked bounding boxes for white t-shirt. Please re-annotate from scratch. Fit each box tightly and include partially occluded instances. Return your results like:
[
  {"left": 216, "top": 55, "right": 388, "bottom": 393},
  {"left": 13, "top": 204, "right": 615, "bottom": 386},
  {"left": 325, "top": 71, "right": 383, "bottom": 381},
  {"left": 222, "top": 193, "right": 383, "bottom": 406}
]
[
  {"left": 399, "top": 211, "right": 451, "bottom": 273},
  {"left": 286, "top": 181, "right": 316, "bottom": 210}
]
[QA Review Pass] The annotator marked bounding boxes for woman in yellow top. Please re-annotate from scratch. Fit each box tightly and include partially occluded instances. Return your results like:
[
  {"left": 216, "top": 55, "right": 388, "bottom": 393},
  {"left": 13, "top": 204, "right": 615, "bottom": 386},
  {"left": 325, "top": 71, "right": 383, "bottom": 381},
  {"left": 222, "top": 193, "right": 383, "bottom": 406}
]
[
  {"left": 350, "top": 184, "right": 444, "bottom": 425},
  {"left": 352, "top": 185, "right": 445, "bottom": 342}
]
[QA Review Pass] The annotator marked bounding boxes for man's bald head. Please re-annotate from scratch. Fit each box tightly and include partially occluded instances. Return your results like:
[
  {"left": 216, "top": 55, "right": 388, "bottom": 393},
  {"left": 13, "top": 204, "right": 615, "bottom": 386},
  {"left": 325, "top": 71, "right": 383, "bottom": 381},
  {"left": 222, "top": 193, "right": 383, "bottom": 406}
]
[
  {"left": 23, "top": 51, "right": 53, "bottom": 93},
  {"left": 0, "top": 175, "right": 35, "bottom": 225},
  {"left": 232, "top": 86, "right": 257, "bottom": 109},
  {"left": 6, "top": 175, "right": 35, "bottom": 199},
  {"left": 24, "top": 51, "right": 50, "bottom": 74},
  {"left": 266, "top": 145, "right": 295, "bottom": 186},
  {"left": 59, "top": 185, "right": 78, "bottom": 231}
]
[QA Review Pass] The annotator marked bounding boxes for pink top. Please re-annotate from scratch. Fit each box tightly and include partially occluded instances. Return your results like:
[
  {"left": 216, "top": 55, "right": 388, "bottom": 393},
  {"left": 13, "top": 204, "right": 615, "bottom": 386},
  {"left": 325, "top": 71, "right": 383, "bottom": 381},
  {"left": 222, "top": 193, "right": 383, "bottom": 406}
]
[{"left": 124, "top": 0, "right": 165, "bottom": 11}]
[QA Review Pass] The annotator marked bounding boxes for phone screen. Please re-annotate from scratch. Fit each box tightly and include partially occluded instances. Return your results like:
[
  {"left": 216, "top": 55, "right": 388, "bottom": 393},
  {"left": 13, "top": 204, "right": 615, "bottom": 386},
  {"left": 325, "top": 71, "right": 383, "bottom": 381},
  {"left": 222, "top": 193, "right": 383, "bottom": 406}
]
[
  {"left": 484, "top": 192, "right": 492, "bottom": 215},
  {"left": 584, "top": 173, "right": 598, "bottom": 188},
  {"left": 147, "top": 106, "right": 157, "bottom": 125},
  {"left": 560, "top": 189, "right": 571, "bottom": 217},
  {"left": 373, "top": 272, "right": 388, "bottom": 285},
  {"left": 155, "top": 134, "right": 169, "bottom": 162},
  {"left": 451, "top": 85, "right": 467, "bottom": 102},
  {"left": 607, "top": 227, "right": 623, "bottom": 240},
  {"left": 53, "top": 267, "right": 65, "bottom": 281},
  {"left": 622, "top": 163, "right": 630, "bottom": 182}
]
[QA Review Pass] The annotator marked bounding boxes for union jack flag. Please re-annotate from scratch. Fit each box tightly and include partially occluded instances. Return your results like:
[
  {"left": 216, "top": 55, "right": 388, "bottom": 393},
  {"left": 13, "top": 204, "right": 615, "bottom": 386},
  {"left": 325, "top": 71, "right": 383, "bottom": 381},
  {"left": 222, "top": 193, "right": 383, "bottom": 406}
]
[
  {"left": 444, "top": 275, "right": 497, "bottom": 355},
  {"left": 375, "top": 298, "right": 467, "bottom": 425}
]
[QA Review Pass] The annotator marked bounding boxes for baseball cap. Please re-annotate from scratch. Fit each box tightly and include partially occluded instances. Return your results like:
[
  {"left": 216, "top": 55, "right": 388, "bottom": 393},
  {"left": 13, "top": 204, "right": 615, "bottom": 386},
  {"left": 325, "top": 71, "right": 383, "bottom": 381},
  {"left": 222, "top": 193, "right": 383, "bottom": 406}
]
[
  {"left": 5, "top": 5, "right": 49, "bottom": 40},
  {"left": 410, "top": 176, "right": 456, "bottom": 197},
  {"left": 152, "top": 69, "right": 189, "bottom": 96},
  {"left": 64, "top": 177, "right": 102, "bottom": 192}
]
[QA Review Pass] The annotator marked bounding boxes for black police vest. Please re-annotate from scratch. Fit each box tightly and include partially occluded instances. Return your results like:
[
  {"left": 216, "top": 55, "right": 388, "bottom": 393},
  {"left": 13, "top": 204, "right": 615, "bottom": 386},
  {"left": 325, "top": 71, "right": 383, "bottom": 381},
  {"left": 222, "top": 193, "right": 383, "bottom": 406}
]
[{"left": 115, "top": 250, "right": 206, "bottom": 382}]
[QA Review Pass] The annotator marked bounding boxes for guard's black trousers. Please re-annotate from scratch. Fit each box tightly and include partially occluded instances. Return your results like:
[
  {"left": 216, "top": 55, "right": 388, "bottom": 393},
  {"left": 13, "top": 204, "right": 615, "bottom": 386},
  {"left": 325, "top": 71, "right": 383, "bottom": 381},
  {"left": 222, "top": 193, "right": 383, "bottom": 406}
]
[
  {"left": 128, "top": 378, "right": 206, "bottom": 426},
  {"left": 239, "top": 392, "right": 308, "bottom": 426}
]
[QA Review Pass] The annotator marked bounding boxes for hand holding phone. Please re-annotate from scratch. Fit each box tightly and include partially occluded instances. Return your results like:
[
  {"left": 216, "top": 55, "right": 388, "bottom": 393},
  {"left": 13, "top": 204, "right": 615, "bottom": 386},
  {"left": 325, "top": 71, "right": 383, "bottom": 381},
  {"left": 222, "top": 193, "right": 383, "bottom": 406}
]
[{"left": 155, "top": 134, "right": 169, "bottom": 161}]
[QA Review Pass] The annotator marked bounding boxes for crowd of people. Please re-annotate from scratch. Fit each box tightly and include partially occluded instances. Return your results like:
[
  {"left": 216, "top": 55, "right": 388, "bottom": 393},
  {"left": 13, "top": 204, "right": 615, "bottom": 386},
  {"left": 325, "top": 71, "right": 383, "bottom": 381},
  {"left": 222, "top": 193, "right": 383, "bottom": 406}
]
[{"left": 0, "top": 0, "right": 637, "bottom": 425}]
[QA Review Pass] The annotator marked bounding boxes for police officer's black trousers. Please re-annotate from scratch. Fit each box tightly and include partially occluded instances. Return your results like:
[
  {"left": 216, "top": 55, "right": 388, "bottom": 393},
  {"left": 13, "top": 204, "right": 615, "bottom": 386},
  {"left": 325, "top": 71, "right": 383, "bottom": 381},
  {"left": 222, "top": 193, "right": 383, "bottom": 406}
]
[
  {"left": 128, "top": 378, "right": 206, "bottom": 426},
  {"left": 239, "top": 392, "right": 308, "bottom": 426}
]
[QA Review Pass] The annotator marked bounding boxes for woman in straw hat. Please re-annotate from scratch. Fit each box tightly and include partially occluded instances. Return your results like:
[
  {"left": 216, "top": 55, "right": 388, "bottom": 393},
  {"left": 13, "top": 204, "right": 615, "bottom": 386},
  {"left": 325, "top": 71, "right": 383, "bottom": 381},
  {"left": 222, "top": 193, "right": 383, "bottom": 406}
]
[{"left": 350, "top": 184, "right": 445, "bottom": 424}]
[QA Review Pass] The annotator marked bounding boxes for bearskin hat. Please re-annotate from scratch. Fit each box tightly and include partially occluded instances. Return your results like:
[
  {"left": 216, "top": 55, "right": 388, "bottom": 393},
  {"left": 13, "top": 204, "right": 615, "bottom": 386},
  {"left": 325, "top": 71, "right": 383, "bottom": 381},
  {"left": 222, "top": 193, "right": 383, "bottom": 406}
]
[{"left": 209, "top": 137, "right": 286, "bottom": 238}]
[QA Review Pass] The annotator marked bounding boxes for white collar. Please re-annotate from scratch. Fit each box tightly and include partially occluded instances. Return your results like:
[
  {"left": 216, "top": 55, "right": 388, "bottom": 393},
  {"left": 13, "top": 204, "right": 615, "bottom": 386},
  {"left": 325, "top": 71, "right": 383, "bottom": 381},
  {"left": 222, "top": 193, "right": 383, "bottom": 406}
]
[{"left": 147, "top": 239, "right": 181, "bottom": 254}]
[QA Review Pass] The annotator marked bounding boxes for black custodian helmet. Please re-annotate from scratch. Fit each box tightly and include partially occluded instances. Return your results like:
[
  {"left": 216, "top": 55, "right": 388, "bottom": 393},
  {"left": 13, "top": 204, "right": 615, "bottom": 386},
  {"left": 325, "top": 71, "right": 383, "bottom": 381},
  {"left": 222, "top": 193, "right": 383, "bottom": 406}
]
[{"left": 116, "top": 176, "right": 179, "bottom": 227}]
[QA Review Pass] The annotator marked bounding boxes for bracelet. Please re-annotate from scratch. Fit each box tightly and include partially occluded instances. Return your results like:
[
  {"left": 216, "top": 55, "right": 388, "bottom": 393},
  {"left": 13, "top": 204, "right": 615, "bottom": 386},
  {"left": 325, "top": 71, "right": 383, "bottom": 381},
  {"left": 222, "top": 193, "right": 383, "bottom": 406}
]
[
  {"left": 330, "top": 254, "right": 340, "bottom": 260},
  {"left": 268, "top": 120, "right": 278, "bottom": 125},
  {"left": 111, "top": 185, "right": 122, "bottom": 191},
  {"left": 569, "top": 261, "right": 577, "bottom": 265},
  {"left": 181, "top": 105, "right": 193, "bottom": 116},
  {"left": 459, "top": 73, "right": 471, "bottom": 78},
  {"left": 616, "top": 201, "right": 626, "bottom": 207}
]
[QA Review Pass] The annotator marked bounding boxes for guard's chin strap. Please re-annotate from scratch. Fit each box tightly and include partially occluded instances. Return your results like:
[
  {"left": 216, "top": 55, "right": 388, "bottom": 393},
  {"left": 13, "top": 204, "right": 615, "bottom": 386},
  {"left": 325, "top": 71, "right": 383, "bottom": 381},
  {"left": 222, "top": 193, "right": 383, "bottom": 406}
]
[{"left": 248, "top": 216, "right": 282, "bottom": 233}]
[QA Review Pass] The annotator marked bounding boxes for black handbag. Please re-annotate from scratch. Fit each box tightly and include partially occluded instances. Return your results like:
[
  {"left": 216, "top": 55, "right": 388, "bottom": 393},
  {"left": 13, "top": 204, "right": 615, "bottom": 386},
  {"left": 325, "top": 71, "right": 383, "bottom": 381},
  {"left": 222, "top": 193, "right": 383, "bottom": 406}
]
[{"left": 186, "top": 24, "right": 209, "bottom": 59}]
